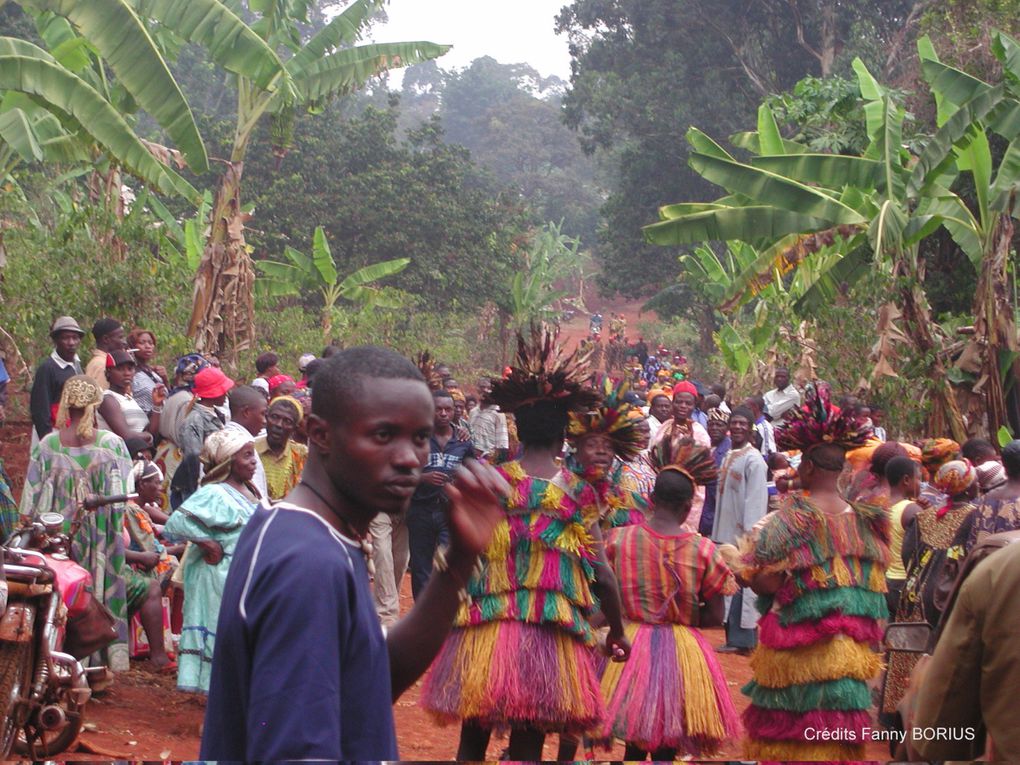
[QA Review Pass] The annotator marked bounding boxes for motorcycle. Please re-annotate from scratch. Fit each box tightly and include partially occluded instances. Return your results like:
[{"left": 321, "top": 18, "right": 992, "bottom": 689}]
[{"left": 0, "top": 493, "right": 131, "bottom": 757}]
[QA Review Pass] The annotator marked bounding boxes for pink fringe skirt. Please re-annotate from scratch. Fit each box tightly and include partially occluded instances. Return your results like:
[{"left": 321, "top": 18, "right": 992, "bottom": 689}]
[
  {"left": 420, "top": 620, "right": 605, "bottom": 734},
  {"left": 600, "top": 621, "right": 740, "bottom": 754}
]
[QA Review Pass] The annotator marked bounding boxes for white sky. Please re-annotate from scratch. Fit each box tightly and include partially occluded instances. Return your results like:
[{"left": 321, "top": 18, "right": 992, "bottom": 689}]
[{"left": 367, "top": 1, "right": 573, "bottom": 81}]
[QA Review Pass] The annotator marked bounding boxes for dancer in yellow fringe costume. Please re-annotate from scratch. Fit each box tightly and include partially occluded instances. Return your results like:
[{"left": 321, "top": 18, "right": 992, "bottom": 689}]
[
  {"left": 737, "top": 381, "right": 888, "bottom": 763},
  {"left": 420, "top": 327, "right": 631, "bottom": 760}
]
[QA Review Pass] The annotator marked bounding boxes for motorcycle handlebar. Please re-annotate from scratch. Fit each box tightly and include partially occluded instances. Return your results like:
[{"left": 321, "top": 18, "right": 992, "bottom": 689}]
[{"left": 82, "top": 493, "right": 136, "bottom": 510}]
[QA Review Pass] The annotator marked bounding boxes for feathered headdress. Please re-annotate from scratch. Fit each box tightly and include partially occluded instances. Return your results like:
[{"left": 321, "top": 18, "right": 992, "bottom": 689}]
[
  {"left": 567, "top": 377, "right": 646, "bottom": 461},
  {"left": 489, "top": 325, "right": 599, "bottom": 414},
  {"left": 416, "top": 351, "right": 443, "bottom": 391},
  {"left": 776, "top": 380, "right": 872, "bottom": 452},
  {"left": 649, "top": 435, "right": 718, "bottom": 487}
]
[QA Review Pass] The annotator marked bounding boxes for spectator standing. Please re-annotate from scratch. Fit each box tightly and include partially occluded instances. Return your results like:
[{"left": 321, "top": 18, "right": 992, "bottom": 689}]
[
  {"left": 762, "top": 367, "right": 801, "bottom": 423},
  {"left": 256, "top": 397, "right": 307, "bottom": 502},
  {"left": 468, "top": 386, "right": 508, "bottom": 459},
  {"left": 405, "top": 390, "right": 475, "bottom": 600},
  {"left": 225, "top": 386, "right": 269, "bottom": 502},
  {"left": 128, "top": 328, "right": 168, "bottom": 415},
  {"left": 84, "top": 317, "right": 126, "bottom": 391},
  {"left": 712, "top": 406, "right": 767, "bottom": 654},
  {"left": 30, "top": 316, "right": 85, "bottom": 443},
  {"left": 250, "top": 352, "right": 280, "bottom": 398}
]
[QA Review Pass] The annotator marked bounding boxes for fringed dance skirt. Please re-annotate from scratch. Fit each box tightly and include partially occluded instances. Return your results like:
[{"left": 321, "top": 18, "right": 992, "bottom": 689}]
[
  {"left": 420, "top": 620, "right": 604, "bottom": 734},
  {"left": 742, "top": 610, "right": 884, "bottom": 763},
  {"left": 599, "top": 621, "right": 739, "bottom": 754}
]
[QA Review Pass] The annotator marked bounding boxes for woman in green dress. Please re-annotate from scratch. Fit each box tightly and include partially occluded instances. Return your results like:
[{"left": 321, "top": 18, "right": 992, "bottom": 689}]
[
  {"left": 20, "top": 375, "right": 133, "bottom": 672},
  {"left": 163, "top": 428, "right": 260, "bottom": 694}
]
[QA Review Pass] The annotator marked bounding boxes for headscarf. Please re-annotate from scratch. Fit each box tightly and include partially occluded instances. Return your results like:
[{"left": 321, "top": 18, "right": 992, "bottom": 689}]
[
  {"left": 56, "top": 375, "right": 103, "bottom": 440},
  {"left": 172, "top": 353, "right": 209, "bottom": 394},
  {"left": 269, "top": 395, "right": 304, "bottom": 423},
  {"left": 708, "top": 407, "right": 729, "bottom": 425},
  {"left": 976, "top": 460, "right": 1007, "bottom": 493},
  {"left": 920, "top": 438, "right": 961, "bottom": 477},
  {"left": 131, "top": 459, "right": 164, "bottom": 484},
  {"left": 268, "top": 374, "right": 296, "bottom": 397},
  {"left": 933, "top": 459, "right": 977, "bottom": 517},
  {"left": 200, "top": 428, "right": 254, "bottom": 486}
]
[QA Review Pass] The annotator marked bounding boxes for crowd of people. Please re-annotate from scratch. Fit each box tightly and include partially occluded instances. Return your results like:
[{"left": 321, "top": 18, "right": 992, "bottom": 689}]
[{"left": 2, "top": 312, "right": 1018, "bottom": 761}]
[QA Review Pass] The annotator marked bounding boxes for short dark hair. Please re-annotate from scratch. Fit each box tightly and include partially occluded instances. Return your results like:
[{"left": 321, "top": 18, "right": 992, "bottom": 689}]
[
  {"left": 92, "top": 317, "right": 121, "bottom": 342},
  {"left": 255, "top": 352, "right": 279, "bottom": 374},
  {"left": 229, "top": 385, "right": 265, "bottom": 415},
  {"left": 1003, "top": 440, "right": 1020, "bottom": 479},
  {"left": 304, "top": 358, "right": 323, "bottom": 387},
  {"left": 730, "top": 405, "right": 755, "bottom": 423},
  {"left": 870, "top": 441, "right": 908, "bottom": 477},
  {"left": 806, "top": 442, "right": 848, "bottom": 472},
  {"left": 433, "top": 389, "right": 454, "bottom": 402},
  {"left": 962, "top": 438, "right": 997, "bottom": 463},
  {"left": 746, "top": 395, "right": 765, "bottom": 413},
  {"left": 311, "top": 346, "right": 424, "bottom": 424},
  {"left": 322, "top": 344, "right": 342, "bottom": 358},
  {"left": 885, "top": 456, "right": 918, "bottom": 487},
  {"left": 653, "top": 469, "right": 694, "bottom": 513},
  {"left": 710, "top": 383, "right": 726, "bottom": 397}
]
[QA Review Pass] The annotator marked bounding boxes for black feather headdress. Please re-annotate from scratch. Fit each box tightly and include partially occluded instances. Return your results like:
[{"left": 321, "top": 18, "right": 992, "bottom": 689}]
[
  {"left": 649, "top": 435, "right": 718, "bottom": 487},
  {"left": 489, "top": 325, "right": 600, "bottom": 414}
]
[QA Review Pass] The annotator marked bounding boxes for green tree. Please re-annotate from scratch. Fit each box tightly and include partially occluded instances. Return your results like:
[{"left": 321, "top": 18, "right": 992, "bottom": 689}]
[
  {"left": 180, "top": 0, "right": 449, "bottom": 361},
  {"left": 256, "top": 225, "right": 409, "bottom": 340},
  {"left": 242, "top": 99, "right": 531, "bottom": 312},
  {"left": 555, "top": 0, "right": 919, "bottom": 297},
  {"left": 644, "top": 33, "right": 1020, "bottom": 439}
]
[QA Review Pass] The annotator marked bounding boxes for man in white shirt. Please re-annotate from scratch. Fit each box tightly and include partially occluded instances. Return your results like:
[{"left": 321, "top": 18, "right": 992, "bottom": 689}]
[
  {"left": 225, "top": 385, "right": 269, "bottom": 502},
  {"left": 763, "top": 367, "right": 801, "bottom": 423}
]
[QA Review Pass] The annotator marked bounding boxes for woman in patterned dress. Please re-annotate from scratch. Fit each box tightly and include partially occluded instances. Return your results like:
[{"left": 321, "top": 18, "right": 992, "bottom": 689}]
[{"left": 20, "top": 375, "right": 133, "bottom": 672}]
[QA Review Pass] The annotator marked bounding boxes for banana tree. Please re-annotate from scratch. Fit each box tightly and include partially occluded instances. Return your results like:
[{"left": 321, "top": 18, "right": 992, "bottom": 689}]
[
  {"left": 181, "top": 0, "right": 449, "bottom": 361},
  {"left": 256, "top": 225, "right": 410, "bottom": 340},
  {"left": 912, "top": 33, "right": 1020, "bottom": 436},
  {"left": 642, "top": 61, "right": 977, "bottom": 441}
]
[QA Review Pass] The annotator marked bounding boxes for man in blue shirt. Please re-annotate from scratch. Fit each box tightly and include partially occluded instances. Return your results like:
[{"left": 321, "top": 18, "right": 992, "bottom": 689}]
[
  {"left": 407, "top": 389, "right": 475, "bottom": 599},
  {"left": 201, "top": 347, "right": 506, "bottom": 762}
]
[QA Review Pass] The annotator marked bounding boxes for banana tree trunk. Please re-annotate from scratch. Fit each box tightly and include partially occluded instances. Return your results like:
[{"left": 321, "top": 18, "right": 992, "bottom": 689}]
[
  {"left": 897, "top": 265, "right": 968, "bottom": 443},
  {"left": 972, "top": 214, "right": 1019, "bottom": 437},
  {"left": 187, "top": 161, "right": 255, "bottom": 366}
]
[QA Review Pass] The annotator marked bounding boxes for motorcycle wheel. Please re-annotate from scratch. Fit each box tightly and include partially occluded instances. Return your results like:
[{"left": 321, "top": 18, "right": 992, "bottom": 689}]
[
  {"left": 13, "top": 684, "right": 84, "bottom": 758},
  {"left": 0, "top": 640, "right": 33, "bottom": 757}
]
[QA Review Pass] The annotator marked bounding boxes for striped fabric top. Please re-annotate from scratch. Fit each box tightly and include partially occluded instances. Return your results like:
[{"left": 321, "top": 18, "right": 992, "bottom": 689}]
[{"left": 606, "top": 524, "right": 736, "bottom": 626}]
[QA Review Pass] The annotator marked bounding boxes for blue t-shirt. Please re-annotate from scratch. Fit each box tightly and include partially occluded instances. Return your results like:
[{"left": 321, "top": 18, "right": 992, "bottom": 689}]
[{"left": 200, "top": 503, "right": 398, "bottom": 762}]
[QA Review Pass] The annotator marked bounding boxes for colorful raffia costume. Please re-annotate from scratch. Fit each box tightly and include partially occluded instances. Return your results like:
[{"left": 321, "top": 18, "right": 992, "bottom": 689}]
[
  {"left": 600, "top": 438, "right": 741, "bottom": 755},
  {"left": 737, "top": 382, "right": 888, "bottom": 763},
  {"left": 421, "top": 327, "right": 606, "bottom": 734},
  {"left": 564, "top": 378, "right": 648, "bottom": 530}
]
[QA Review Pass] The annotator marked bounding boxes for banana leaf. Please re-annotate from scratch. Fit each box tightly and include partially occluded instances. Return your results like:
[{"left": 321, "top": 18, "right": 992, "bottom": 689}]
[
  {"left": 133, "top": 0, "right": 289, "bottom": 94},
  {"left": 287, "top": 0, "right": 384, "bottom": 77},
  {"left": 292, "top": 42, "right": 450, "bottom": 103},
  {"left": 751, "top": 154, "right": 884, "bottom": 191},
  {"left": 643, "top": 205, "right": 828, "bottom": 246},
  {"left": 685, "top": 127, "right": 734, "bottom": 160},
  {"left": 908, "top": 84, "right": 1004, "bottom": 196},
  {"left": 25, "top": 0, "right": 208, "bottom": 172},
  {"left": 689, "top": 152, "right": 867, "bottom": 224},
  {"left": 729, "top": 131, "right": 807, "bottom": 155},
  {"left": 0, "top": 48, "right": 197, "bottom": 199}
]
